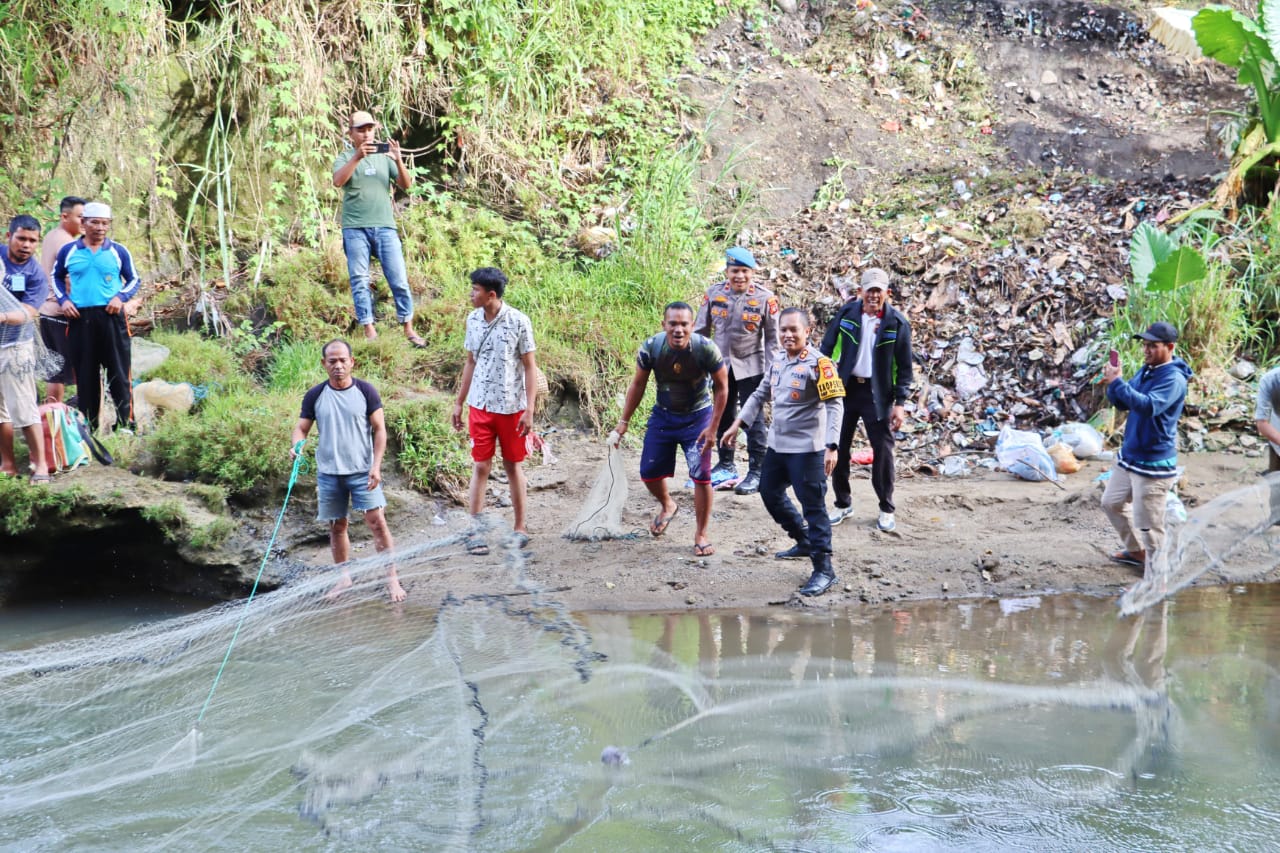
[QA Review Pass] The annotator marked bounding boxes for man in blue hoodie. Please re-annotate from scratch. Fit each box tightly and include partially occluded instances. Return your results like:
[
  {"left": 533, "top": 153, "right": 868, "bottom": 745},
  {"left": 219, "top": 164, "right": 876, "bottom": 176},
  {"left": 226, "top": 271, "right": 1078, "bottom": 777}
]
[{"left": 1101, "top": 322, "right": 1193, "bottom": 571}]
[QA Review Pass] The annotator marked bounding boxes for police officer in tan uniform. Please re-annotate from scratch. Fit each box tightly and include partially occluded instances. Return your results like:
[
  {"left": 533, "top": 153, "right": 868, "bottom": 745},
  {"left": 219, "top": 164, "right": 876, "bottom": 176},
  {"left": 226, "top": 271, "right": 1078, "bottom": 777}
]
[
  {"left": 694, "top": 247, "right": 779, "bottom": 495},
  {"left": 722, "top": 307, "right": 845, "bottom": 597}
]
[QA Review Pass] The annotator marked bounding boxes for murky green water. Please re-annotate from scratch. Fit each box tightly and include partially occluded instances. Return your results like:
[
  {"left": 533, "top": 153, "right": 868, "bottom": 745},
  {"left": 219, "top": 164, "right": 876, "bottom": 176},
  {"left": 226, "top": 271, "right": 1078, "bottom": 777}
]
[{"left": 2, "top": 581, "right": 1279, "bottom": 851}]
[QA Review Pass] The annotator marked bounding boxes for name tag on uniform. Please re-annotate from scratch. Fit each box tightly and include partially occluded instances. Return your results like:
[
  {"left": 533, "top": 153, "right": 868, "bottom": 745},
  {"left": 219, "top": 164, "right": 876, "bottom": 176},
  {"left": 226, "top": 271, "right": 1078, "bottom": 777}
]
[{"left": 9, "top": 274, "right": 24, "bottom": 293}]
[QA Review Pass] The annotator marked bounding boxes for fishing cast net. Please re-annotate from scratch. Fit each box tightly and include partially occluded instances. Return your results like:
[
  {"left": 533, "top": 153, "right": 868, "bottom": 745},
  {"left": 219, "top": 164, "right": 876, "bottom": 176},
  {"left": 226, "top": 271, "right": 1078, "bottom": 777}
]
[
  {"left": 0, "top": 526, "right": 608, "bottom": 850},
  {"left": 1120, "top": 472, "right": 1280, "bottom": 615},
  {"left": 564, "top": 443, "right": 636, "bottom": 541},
  {"left": 0, "top": 522, "right": 1195, "bottom": 850},
  {"left": 0, "top": 288, "right": 64, "bottom": 382}
]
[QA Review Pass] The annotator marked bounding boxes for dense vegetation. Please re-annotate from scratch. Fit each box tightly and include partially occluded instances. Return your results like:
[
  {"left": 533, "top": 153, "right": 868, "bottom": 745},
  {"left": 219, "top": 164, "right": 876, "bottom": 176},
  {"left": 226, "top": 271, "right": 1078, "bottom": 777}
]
[
  {"left": 2, "top": 0, "right": 1278, "bottom": 510},
  {"left": 0, "top": 0, "right": 755, "bottom": 498}
]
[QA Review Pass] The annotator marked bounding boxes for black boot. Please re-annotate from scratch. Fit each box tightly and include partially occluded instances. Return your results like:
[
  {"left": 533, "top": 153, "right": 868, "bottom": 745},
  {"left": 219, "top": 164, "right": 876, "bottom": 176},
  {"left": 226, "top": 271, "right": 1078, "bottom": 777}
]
[
  {"left": 800, "top": 552, "right": 836, "bottom": 597},
  {"left": 734, "top": 452, "right": 764, "bottom": 495},
  {"left": 775, "top": 541, "right": 810, "bottom": 560}
]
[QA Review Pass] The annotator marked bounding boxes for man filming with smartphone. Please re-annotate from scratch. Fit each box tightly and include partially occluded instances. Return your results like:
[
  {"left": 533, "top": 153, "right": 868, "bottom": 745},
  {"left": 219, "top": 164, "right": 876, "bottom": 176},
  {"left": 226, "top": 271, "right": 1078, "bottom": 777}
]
[{"left": 333, "top": 110, "right": 426, "bottom": 348}]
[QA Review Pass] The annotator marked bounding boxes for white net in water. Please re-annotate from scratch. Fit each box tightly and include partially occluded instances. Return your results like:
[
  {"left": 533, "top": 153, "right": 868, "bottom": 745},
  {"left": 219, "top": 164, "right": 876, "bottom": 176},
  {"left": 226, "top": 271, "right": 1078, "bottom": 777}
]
[
  {"left": 2, "top": 533, "right": 1187, "bottom": 850},
  {"left": 1120, "top": 472, "right": 1280, "bottom": 615},
  {"left": 563, "top": 444, "right": 636, "bottom": 541},
  {"left": 0, "top": 288, "right": 64, "bottom": 382},
  {"left": 0, "top": 530, "right": 606, "bottom": 850}
]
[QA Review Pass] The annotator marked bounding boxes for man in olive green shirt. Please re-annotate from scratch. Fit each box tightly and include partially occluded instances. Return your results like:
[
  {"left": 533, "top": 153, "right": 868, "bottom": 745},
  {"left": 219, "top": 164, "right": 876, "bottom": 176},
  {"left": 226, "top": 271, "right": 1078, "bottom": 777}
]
[{"left": 332, "top": 110, "right": 425, "bottom": 346}]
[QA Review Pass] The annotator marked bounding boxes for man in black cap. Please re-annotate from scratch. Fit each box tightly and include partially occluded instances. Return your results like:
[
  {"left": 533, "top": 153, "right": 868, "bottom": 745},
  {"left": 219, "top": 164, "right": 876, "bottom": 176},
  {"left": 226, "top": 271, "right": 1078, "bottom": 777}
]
[
  {"left": 694, "top": 246, "right": 778, "bottom": 495},
  {"left": 820, "top": 267, "right": 913, "bottom": 532},
  {"left": 1100, "top": 321, "right": 1192, "bottom": 572}
]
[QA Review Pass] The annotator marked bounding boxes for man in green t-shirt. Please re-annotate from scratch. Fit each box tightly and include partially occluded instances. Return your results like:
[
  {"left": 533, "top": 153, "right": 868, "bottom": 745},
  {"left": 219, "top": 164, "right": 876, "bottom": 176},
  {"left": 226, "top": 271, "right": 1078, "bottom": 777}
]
[{"left": 332, "top": 110, "right": 425, "bottom": 347}]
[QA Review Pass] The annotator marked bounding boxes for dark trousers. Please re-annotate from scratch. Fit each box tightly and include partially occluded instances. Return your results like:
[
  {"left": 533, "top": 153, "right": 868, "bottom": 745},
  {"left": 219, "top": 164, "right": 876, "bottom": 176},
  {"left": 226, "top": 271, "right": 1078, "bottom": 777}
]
[
  {"left": 716, "top": 370, "right": 765, "bottom": 466},
  {"left": 760, "top": 448, "right": 832, "bottom": 554},
  {"left": 69, "top": 306, "right": 132, "bottom": 431},
  {"left": 832, "top": 379, "right": 895, "bottom": 513}
]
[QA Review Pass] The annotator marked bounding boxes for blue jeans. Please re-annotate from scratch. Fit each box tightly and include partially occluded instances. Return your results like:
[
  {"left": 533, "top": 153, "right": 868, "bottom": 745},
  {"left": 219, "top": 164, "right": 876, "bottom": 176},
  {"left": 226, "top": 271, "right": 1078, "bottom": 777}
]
[
  {"left": 316, "top": 471, "right": 387, "bottom": 521},
  {"left": 759, "top": 449, "right": 831, "bottom": 554},
  {"left": 342, "top": 227, "right": 414, "bottom": 325}
]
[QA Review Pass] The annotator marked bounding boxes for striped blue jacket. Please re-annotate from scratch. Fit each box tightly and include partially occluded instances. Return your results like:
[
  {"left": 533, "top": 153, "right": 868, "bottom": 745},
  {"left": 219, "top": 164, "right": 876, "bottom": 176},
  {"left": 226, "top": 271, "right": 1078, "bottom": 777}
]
[{"left": 51, "top": 238, "right": 140, "bottom": 308}]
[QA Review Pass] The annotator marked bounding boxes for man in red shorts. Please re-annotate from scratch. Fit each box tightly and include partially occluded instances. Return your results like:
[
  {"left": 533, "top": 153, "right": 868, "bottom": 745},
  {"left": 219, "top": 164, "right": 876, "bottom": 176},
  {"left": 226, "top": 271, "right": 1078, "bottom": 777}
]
[{"left": 452, "top": 267, "right": 539, "bottom": 555}]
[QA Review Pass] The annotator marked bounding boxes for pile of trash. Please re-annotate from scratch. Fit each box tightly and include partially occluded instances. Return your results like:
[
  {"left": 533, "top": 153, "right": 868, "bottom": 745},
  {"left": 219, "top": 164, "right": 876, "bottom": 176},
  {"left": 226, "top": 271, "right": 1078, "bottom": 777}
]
[{"left": 748, "top": 174, "right": 1243, "bottom": 471}]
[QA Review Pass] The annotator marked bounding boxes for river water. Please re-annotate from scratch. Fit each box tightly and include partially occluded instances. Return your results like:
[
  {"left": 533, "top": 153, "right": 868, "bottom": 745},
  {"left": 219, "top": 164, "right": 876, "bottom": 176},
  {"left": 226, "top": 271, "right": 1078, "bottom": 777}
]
[{"left": 2, "top": 581, "right": 1279, "bottom": 851}]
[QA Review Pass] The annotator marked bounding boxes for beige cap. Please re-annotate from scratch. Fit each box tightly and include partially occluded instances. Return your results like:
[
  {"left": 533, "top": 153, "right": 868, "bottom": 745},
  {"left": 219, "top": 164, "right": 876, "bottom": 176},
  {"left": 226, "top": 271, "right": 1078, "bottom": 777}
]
[
  {"left": 349, "top": 110, "right": 377, "bottom": 129},
  {"left": 861, "top": 267, "right": 889, "bottom": 290}
]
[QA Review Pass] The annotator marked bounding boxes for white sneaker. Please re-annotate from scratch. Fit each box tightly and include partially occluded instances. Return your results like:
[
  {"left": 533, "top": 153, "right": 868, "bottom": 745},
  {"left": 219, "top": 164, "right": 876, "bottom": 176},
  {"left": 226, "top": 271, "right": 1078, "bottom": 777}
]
[
  {"left": 829, "top": 506, "right": 854, "bottom": 526},
  {"left": 877, "top": 512, "right": 896, "bottom": 532}
]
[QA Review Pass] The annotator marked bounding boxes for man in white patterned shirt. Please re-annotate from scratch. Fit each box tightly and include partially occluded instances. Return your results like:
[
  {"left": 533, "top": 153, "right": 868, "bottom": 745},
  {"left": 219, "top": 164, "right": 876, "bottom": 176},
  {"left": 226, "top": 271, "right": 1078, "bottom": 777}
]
[{"left": 452, "top": 267, "right": 538, "bottom": 555}]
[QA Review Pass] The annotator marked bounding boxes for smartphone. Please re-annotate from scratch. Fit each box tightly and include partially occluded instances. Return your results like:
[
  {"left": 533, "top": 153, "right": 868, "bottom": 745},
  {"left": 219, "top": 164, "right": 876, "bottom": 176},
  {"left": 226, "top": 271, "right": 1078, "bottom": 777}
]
[
  {"left": 372, "top": 141, "right": 391, "bottom": 153},
  {"left": 1108, "top": 349, "right": 1120, "bottom": 367}
]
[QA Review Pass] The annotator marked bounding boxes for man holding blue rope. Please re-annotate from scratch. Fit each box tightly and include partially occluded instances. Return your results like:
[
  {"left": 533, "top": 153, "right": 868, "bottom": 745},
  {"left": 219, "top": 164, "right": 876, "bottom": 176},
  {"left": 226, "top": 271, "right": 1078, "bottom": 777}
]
[{"left": 292, "top": 339, "right": 407, "bottom": 602}]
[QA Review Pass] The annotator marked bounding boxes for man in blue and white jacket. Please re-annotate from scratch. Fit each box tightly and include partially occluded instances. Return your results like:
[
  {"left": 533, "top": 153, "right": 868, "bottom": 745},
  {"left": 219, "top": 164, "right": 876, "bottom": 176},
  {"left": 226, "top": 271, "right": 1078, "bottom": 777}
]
[
  {"left": 1101, "top": 321, "right": 1193, "bottom": 571},
  {"left": 51, "top": 202, "right": 139, "bottom": 431}
]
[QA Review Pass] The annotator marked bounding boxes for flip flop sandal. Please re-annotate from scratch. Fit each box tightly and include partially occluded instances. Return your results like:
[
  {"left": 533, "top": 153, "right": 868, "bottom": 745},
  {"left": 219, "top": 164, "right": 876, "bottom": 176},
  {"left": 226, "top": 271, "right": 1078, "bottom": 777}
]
[
  {"left": 649, "top": 506, "right": 679, "bottom": 537},
  {"left": 465, "top": 534, "right": 490, "bottom": 556},
  {"left": 693, "top": 542, "right": 716, "bottom": 557},
  {"left": 1109, "top": 550, "right": 1144, "bottom": 567},
  {"left": 407, "top": 336, "right": 428, "bottom": 349}
]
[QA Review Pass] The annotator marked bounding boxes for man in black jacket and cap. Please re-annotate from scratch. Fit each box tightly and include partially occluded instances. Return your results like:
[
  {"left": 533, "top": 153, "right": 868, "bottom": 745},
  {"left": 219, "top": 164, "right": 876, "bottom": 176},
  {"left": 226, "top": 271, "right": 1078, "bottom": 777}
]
[{"left": 820, "top": 267, "right": 913, "bottom": 532}]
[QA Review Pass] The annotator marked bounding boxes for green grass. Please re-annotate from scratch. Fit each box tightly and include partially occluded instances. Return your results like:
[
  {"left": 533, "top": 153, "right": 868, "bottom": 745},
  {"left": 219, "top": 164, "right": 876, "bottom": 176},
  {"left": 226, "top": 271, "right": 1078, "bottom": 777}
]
[
  {"left": 141, "top": 388, "right": 296, "bottom": 497},
  {"left": 386, "top": 398, "right": 471, "bottom": 500},
  {"left": 188, "top": 516, "right": 236, "bottom": 549},
  {"left": 0, "top": 478, "right": 85, "bottom": 535},
  {"left": 140, "top": 499, "right": 188, "bottom": 542},
  {"left": 146, "top": 329, "right": 249, "bottom": 393}
]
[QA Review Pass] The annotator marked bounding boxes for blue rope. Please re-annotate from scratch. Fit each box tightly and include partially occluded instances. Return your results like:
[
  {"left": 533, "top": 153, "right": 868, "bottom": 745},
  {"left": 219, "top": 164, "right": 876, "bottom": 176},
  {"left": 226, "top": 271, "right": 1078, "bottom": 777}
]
[{"left": 195, "top": 440, "right": 308, "bottom": 724}]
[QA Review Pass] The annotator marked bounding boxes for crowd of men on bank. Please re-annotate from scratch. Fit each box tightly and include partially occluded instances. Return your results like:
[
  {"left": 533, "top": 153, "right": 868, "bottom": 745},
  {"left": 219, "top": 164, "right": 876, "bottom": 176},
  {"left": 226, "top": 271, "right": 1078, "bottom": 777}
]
[
  {"left": 7, "top": 109, "right": 1280, "bottom": 602},
  {"left": 1, "top": 198, "right": 139, "bottom": 482}
]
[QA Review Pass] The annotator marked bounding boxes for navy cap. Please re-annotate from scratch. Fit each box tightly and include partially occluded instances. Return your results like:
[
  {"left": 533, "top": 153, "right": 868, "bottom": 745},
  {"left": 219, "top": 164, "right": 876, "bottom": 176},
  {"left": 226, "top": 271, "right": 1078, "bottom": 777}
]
[
  {"left": 1133, "top": 322, "right": 1178, "bottom": 343},
  {"left": 725, "top": 247, "right": 758, "bottom": 269}
]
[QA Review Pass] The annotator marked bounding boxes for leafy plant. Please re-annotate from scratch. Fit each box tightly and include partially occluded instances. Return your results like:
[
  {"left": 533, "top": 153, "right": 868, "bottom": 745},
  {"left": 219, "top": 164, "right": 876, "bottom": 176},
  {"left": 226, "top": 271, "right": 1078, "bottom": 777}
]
[
  {"left": 1113, "top": 222, "right": 1245, "bottom": 374},
  {"left": 1128, "top": 223, "right": 1209, "bottom": 293},
  {"left": 1194, "top": 2, "right": 1280, "bottom": 144},
  {"left": 1193, "top": 2, "right": 1280, "bottom": 206}
]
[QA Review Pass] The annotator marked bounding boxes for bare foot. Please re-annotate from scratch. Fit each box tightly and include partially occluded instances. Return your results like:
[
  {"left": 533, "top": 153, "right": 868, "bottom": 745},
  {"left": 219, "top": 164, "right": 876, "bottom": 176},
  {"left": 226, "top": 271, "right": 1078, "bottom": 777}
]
[
  {"left": 363, "top": 323, "right": 378, "bottom": 341},
  {"left": 325, "top": 574, "right": 354, "bottom": 600},
  {"left": 387, "top": 579, "right": 407, "bottom": 602}
]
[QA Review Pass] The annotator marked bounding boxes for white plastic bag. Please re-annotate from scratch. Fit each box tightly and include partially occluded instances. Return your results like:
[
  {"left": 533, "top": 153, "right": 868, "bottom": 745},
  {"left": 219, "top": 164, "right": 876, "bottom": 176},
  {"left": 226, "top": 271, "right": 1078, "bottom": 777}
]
[
  {"left": 995, "top": 426, "right": 1060, "bottom": 482},
  {"left": 1056, "top": 422, "right": 1105, "bottom": 459}
]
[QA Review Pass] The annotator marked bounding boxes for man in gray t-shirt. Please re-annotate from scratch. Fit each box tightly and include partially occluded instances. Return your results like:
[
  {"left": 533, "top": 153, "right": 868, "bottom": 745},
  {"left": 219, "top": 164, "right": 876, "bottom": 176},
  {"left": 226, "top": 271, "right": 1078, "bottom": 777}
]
[
  {"left": 292, "top": 339, "right": 406, "bottom": 601},
  {"left": 1255, "top": 366, "right": 1280, "bottom": 472}
]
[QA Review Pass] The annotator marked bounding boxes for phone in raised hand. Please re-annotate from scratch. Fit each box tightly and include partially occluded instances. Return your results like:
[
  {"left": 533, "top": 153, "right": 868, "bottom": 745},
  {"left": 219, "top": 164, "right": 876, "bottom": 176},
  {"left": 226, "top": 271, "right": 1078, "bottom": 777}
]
[{"left": 1108, "top": 349, "right": 1119, "bottom": 368}]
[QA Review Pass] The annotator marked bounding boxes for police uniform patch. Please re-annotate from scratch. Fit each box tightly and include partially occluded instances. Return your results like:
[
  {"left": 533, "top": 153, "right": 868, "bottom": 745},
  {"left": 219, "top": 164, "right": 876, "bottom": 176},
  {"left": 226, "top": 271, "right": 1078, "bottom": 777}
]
[
  {"left": 790, "top": 390, "right": 800, "bottom": 400},
  {"left": 766, "top": 296, "right": 779, "bottom": 315},
  {"left": 815, "top": 356, "right": 844, "bottom": 400}
]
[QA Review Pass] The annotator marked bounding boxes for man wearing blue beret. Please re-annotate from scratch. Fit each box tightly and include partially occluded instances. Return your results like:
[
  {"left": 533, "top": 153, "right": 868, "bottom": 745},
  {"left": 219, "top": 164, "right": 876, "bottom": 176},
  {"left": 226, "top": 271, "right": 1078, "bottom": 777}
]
[{"left": 694, "top": 246, "right": 779, "bottom": 495}]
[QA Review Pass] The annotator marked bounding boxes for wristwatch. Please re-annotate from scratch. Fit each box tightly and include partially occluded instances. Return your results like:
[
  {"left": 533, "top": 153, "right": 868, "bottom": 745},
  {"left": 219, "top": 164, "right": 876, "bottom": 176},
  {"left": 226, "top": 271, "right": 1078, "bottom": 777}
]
[{"left": 825, "top": 443, "right": 839, "bottom": 451}]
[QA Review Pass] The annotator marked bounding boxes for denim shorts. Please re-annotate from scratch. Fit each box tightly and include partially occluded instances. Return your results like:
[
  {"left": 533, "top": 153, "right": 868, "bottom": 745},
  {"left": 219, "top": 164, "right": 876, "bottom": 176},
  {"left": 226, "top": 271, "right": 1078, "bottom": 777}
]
[
  {"left": 639, "top": 405, "right": 714, "bottom": 483},
  {"left": 316, "top": 471, "right": 386, "bottom": 521}
]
